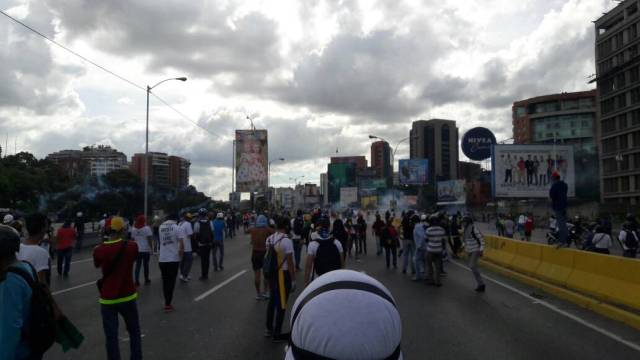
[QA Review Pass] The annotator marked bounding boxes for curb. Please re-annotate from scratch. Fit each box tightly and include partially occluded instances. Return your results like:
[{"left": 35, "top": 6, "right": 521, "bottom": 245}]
[{"left": 479, "top": 259, "right": 640, "bottom": 331}]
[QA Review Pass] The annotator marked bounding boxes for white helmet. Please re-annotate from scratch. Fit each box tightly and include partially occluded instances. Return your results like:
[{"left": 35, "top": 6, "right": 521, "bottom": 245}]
[
  {"left": 217, "top": 212, "right": 224, "bottom": 219},
  {"left": 77, "top": 212, "right": 83, "bottom": 217},
  {"left": 3, "top": 214, "right": 14, "bottom": 224}
]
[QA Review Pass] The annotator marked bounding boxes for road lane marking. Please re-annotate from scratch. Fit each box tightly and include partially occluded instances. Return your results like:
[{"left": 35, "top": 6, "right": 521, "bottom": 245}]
[
  {"left": 51, "top": 257, "right": 94, "bottom": 269},
  {"left": 194, "top": 270, "right": 247, "bottom": 302},
  {"left": 52, "top": 280, "right": 96, "bottom": 295},
  {"left": 450, "top": 260, "right": 640, "bottom": 353}
]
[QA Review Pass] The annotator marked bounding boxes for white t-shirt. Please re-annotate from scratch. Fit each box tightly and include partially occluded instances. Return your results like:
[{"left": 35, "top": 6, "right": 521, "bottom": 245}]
[
  {"left": 592, "top": 233, "right": 612, "bottom": 249},
  {"left": 178, "top": 221, "right": 194, "bottom": 252},
  {"left": 159, "top": 220, "right": 184, "bottom": 263},
  {"left": 131, "top": 226, "right": 153, "bottom": 253},
  {"left": 266, "top": 233, "right": 294, "bottom": 271},
  {"left": 17, "top": 244, "right": 50, "bottom": 272},
  {"left": 308, "top": 239, "right": 344, "bottom": 257}
]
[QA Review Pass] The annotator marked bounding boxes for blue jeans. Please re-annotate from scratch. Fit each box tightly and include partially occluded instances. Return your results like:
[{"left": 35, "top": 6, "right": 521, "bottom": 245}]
[
  {"left": 57, "top": 248, "right": 72, "bottom": 275},
  {"left": 414, "top": 248, "right": 426, "bottom": 279},
  {"left": 212, "top": 242, "right": 224, "bottom": 269},
  {"left": 402, "top": 240, "right": 415, "bottom": 273},
  {"left": 555, "top": 209, "right": 568, "bottom": 245},
  {"left": 134, "top": 252, "right": 150, "bottom": 283},
  {"left": 180, "top": 252, "right": 193, "bottom": 278},
  {"left": 101, "top": 300, "right": 142, "bottom": 360}
]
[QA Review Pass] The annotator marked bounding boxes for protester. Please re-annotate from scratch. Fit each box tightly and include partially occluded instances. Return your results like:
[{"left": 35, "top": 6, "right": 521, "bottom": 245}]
[
  {"left": 356, "top": 213, "right": 367, "bottom": 256},
  {"left": 158, "top": 214, "right": 185, "bottom": 312},
  {"left": 381, "top": 219, "right": 399, "bottom": 269},
  {"left": 504, "top": 216, "right": 515, "bottom": 239},
  {"left": 304, "top": 217, "right": 344, "bottom": 285},
  {"left": 93, "top": 216, "right": 142, "bottom": 360},
  {"left": 496, "top": 214, "right": 505, "bottom": 236},
  {"left": 248, "top": 215, "right": 275, "bottom": 300},
  {"left": 55, "top": 219, "right": 77, "bottom": 278},
  {"left": 98, "top": 214, "right": 109, "bottom": 241},
  {"left": 286, "top": 270, "right": 402, "bottom": 360},
  {"left": 412, "top": 215, "right": 428, "bottom": 281},
  {"left": 331, "top": 218, "right": 349, "bottom": 262},
  {"left": 264, "top": 217, "right": 296, "bottom": 342},
  {"left": 461, "top": 214, "right": 486, "bottom": 292},
  {"left": 343, "top": 218, "right": 355, "bottom": 258},
  {"left": 131, "top": 215, "right": 153, "bottom": 286},
  {"left": 619, "top": 214, "right": 639, "bottom": 258},
  {"left": 524, "top": 214, "right": 534, "bottom": 242},
  {"left": 193, "top": 209, "right": 214, "bottom": 280},
  {"left": 401, "top": 212, "right": 416, "bottom": 275},
  {"left": 517, "top": 213, "right": 526, "bottom": 240},
  {"left": 178, "top": 212, "right": 194, "bottom": 282},
  {"left": 549, "top": 171, "right": 569, "bottom": 248},
  {"left": 212, "top": 213, "right": 226, "bottom": 271},
  {"left": 426, "top": 214, "right": 446, "bottom": 287},
  {"left": 17, "top": 213, "right": 51, "bottom": 285},
  {"left": 590, "top": 225, "right": 612, "bottom": 255},
  {"left": 372, "top": 214, "right": 385, "bottom": 256},
  {"left": 291, "top": 210, "right": 305, "bottom": 270},
  {"left": 74, "top": 212, "right": 85, "bottom": 250},
  {"left": 449, "top": 213, "right": 462, "bottom": 258}
]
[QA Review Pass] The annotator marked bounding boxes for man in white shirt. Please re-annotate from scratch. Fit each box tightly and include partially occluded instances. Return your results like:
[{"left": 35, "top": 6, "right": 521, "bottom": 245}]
[
  {"left": 304, "top": 218, "right": 344, "bottom": 285},
  {"left": 158, "top": 214, "right": 185, "bottom": 312},
  {"left": 412, "top": 215, "right": 428, "bottom": 281},
  {"left": 178, "top": 212, "right": 194, "bottom": 282},
  {"left": 17, "top": 213, "right": 51, "bottom": 285}
]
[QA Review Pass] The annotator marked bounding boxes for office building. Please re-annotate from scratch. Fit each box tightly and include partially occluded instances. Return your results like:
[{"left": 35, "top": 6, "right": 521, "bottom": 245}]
[
  {"left": 409, "top": 119, "right": 459, "bottom": 181},
  {"left": 131, "top": 152, "right": 170, "bottom": 187},
  {"left": 168, "top": 155, "right": 191, "bottom": 189},
  {"left": 512, "top": 90, "right": 599, "bottom": 200},
  {"left": 595, "top": 1, "right": 640, "bottom": 204},
  {"left": 371, "top": 140, "right": 392, "bottom": 185},
  {"left": 46, "top": 145, "right": 127, "bottom": 177}
]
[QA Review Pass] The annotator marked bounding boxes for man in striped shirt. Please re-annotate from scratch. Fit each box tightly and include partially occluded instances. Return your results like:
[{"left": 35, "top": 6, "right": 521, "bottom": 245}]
[
  {"left": 426, "top": 214, "right": 446, "bottom": 287},
  {"left": 462, "top": 214, "right": 486, "bottom": 292}
]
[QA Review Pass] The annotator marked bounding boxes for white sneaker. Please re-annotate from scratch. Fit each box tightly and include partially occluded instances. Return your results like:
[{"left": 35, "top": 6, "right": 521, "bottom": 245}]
[{"left": 179, "top": 274, "right": 186, "bottom": 282}]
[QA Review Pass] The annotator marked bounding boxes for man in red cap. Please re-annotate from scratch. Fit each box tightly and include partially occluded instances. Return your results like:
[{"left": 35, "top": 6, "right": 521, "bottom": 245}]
[{"left": 549, "top": 171, "right": 569, "bottom": 248}]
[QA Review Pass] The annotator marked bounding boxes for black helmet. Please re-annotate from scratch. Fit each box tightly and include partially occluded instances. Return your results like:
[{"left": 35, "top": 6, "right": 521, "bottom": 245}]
[
  {"left": 198, "top": 208, "right": 208, "bottom": 216},
  {"left": 462, "top": 213, "right": 473, "bottom": 223}
]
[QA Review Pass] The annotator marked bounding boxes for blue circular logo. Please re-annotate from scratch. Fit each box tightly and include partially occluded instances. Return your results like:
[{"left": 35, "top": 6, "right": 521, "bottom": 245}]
[{"left": 461, "top": 127, "right": 496, "bottom": 161}]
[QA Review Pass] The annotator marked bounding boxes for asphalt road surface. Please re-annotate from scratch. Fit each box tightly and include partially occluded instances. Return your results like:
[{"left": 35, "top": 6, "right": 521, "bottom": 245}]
[{"left": 46, "top": 232, "right": 640, "bottom": 360}]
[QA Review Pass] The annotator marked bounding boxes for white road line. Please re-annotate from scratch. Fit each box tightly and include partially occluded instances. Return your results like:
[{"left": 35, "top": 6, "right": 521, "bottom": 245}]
[
  {"left": 450, "top": 260, "right": 640, "bottom": 353},
  {"left": 194, "top": 270, "right": 247, "bottom": 302},
  {"left": 51, "top": 257, "right": 94, "bottom": 269},
  {"left": 52, "top": 280, "right": 96, "bottom": 295}
]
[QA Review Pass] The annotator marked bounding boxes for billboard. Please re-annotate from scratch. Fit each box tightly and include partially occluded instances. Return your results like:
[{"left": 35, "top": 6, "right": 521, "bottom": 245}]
[
  {"left": 437, "top": 180, "right": 466, "bottom": 205},
  {"left": 461, "top": 127, "right": 497, "bottom": 161},
  {"left": 340, "top": 187, "right": 358, "bottom": 206},
  {"left": 491, "top": 144, "right": 575, "bottom": 198},
  {"left": 361, "top": 195, "right": 378, "bottom": 209},
  {"left": 328, "top": 163, "right": 356, "bottom": 203},
  {"left": 235, "top": 130, "right": 268, "bottom": 192},
  {"left": 360, "top": 178, "right": 388, "bottom": 190},
  {"left": 399, "top": 159, "right": 429, "bottom": 185}
]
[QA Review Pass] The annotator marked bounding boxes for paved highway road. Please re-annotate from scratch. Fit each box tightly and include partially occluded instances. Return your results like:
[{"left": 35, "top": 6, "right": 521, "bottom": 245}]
[{"left": 46, "top": 232, "right": 640, "bottom": 359}]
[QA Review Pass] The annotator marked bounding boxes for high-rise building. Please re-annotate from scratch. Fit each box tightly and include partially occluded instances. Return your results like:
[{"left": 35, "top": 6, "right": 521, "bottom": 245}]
[
  {"left": 371, "top": 140, "right": 392, "bottom": 185},
  {"left": 46, "top": 145, "right": 127, "bottom": 177},
  {"left": 595, "top": 1, "right": 640, "bottom": 204},
  {"left": 329, "top": 156, "right": 367, "bottom": 170},
  {"left": 320, "top": 173, "right": 328, "bottom": 205},
  {"left": 512, "top": 91, "right": 599, "bottom": 200},
  {"left": 131, "top": 152, "right": 170, "bottom": 187},
  {"left": 409, "top": 119, "right": 459, "bottom": 181},
  {"left": 168, "top": 155, "right": 191, "bottom": 189}
]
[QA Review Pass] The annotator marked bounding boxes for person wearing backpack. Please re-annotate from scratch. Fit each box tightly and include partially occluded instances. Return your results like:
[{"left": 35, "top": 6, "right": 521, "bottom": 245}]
[
  {"left": 291, "top": 210, "right": 305, "bottom": 271},
  {"left": 590, "top": 225, "right": 612, "bottom": 255},
  {"left": 381, "top": 219, "right": 399, "bottom": 269},
  {"left": 248, "top": 215, "right": 274, "bottom": 300},
  {"left": 93, "top": 216, "right": 141, "bottom": 360},
  {"left": 619, "top": 214, "right": 639, "bottom": 258},
  {"left": 304, "top": 217, "right": 344, "bottom": 285},
  {"left": 462, "top": 214, "right": 486, "bottom": 292},
  {"left": 193, "top": 209, "right": 214, "bottom": 280},
  {"left": 264, "top": 217, "right": 296, "bottom": 342}
]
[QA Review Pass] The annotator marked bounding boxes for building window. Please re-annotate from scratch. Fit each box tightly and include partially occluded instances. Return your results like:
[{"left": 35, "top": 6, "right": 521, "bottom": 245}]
[
  {"left": 515, "top": 106, "right": 526, "bottom": 117},
  {"left": 617, "top": 94, "right": 628, "bottom": 109},
  {"left": 622, "top": 176, "right": 630, "bottom": 192},
  {"left": 632, "top": 67, "right": 640, "bottom": 83},
  {"left": 621, "top": 134, "right": 629, "bottom": 150},
  {"left": 603, "top": 158, "right": 618, "bottom": 174},
  {"left": 603, "top": 138, "right": 617, "bottom": 153},
  {"left": 604, "top": 178, "right": 618, "bottom": 193},
  {"left": 634, "top": 131, "right": 640, "bottom": 148},
  {"left": 632, "top": 87, "right": 640, "bottom": 104},
  {"left": 622, "top": 155, "right": 631, "bottom": 170},
  {"left": 603, "top": 118, "right": 616, "bottom": 134}
]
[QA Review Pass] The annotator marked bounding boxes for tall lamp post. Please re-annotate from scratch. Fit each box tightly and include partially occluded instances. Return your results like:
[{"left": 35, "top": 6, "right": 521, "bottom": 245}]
[
  {"left": 144, "top": 76, "right": 187, "bottom": 220},
  {"left": 268, "top": 158, "right": 285, "bottom": 187}
]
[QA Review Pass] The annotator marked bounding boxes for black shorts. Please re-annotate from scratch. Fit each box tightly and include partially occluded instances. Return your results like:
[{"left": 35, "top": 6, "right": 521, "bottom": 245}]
[{"left": 252, "top": 251, "right": 266, "bottom": 271}]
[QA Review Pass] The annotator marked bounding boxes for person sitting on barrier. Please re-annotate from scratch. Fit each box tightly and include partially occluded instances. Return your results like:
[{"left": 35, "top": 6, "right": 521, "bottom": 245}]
[
  {"left": 285, "top": 269, "right": 402, "bottom": 359},
  {"left": 590, "top": 225, "right": 612, "bottom": 255}
]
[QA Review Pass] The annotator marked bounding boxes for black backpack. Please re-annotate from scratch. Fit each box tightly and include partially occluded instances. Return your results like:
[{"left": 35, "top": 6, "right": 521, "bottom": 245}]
[
  {"left": 197, "top": 221, "right": 214, "bottom": 246},
  {"left": 313, "top": 239, "right": 341, "bottom": 276},
  {"left": 6, "top": 262, "right": 56, "bottom": 356},
  {"left": 263, "top": 234, "right": 286, "bottom": 279},
  {"left": 624, "top": 230, "right": 639, "bottom": 250},
  {"left": 293, "top": 217, "right": 304, "bottom": 236}
]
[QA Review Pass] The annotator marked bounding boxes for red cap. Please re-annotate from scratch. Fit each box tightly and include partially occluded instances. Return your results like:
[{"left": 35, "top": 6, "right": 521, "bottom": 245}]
[
  {"left": 551, "top": 171, "right": 560, "bottom": 179},
  {"left": 134, "top": 215, "right": 146, "bottom": 229}
]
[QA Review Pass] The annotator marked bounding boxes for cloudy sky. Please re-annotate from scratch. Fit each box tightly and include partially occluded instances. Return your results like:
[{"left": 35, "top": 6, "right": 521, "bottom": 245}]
[{"left": 0, "top": 0, "right": 616, "bottom": 199}]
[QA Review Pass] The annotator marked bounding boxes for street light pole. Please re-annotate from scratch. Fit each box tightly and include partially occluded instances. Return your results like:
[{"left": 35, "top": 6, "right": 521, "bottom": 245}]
[
  {"left": 144, "top": 76, "right": 187, "bottom": 220},
  {"left": 268, "top": 157, "right": 285, "bottom": 188}
]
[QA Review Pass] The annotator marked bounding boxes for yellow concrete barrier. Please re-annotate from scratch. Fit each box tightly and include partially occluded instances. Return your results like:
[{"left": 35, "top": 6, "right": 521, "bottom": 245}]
[{"left": 483, "top": 235, "right": 640, "bottom": 311}]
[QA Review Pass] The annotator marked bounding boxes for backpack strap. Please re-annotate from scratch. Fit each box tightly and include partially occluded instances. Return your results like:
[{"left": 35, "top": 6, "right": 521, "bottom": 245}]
[
  {"left": 7, "top": 261, "right": 38, "bottom": 288},
  {"left": 289, "top": 280, "right": 400, "bottom": 360}
]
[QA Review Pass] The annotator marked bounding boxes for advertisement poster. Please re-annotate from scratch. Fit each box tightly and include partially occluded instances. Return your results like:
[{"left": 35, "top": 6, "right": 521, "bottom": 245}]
[
  {"left": 437, "top": 180, "right": 466, "bottom": 205},
  {"left": 361, "top": 195, "right": 378, "bottom": 209},
  {"left": 340, "top": 187, "right": 358, "bottom": 206},
  {"left": 328, "top": 163, "right": 356, "bottom": 203},
  {"left": 491, "top": 144, "right": 575, "bottom": 198},
  {"left": 399, "top": 159, "right": 429, "bottom": 185},
  {"left": 235, "top": 130, "right": 268, "bottom": 192}
]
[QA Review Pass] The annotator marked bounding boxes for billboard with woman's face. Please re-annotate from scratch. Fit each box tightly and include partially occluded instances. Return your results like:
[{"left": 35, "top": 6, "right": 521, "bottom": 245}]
[{"left": 236, "top": 130, "right": 268, "bottom": 192}]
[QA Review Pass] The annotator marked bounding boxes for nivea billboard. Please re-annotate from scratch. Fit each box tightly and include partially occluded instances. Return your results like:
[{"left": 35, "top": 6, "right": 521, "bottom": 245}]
[{"left": 461, "top": 127, "right": 496, "bottom": 161}]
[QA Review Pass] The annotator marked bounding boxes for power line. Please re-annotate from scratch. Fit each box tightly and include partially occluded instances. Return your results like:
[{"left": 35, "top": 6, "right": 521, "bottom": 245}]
[{"left": 0, "top": 9, "right": 222, "bottom": 139}]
